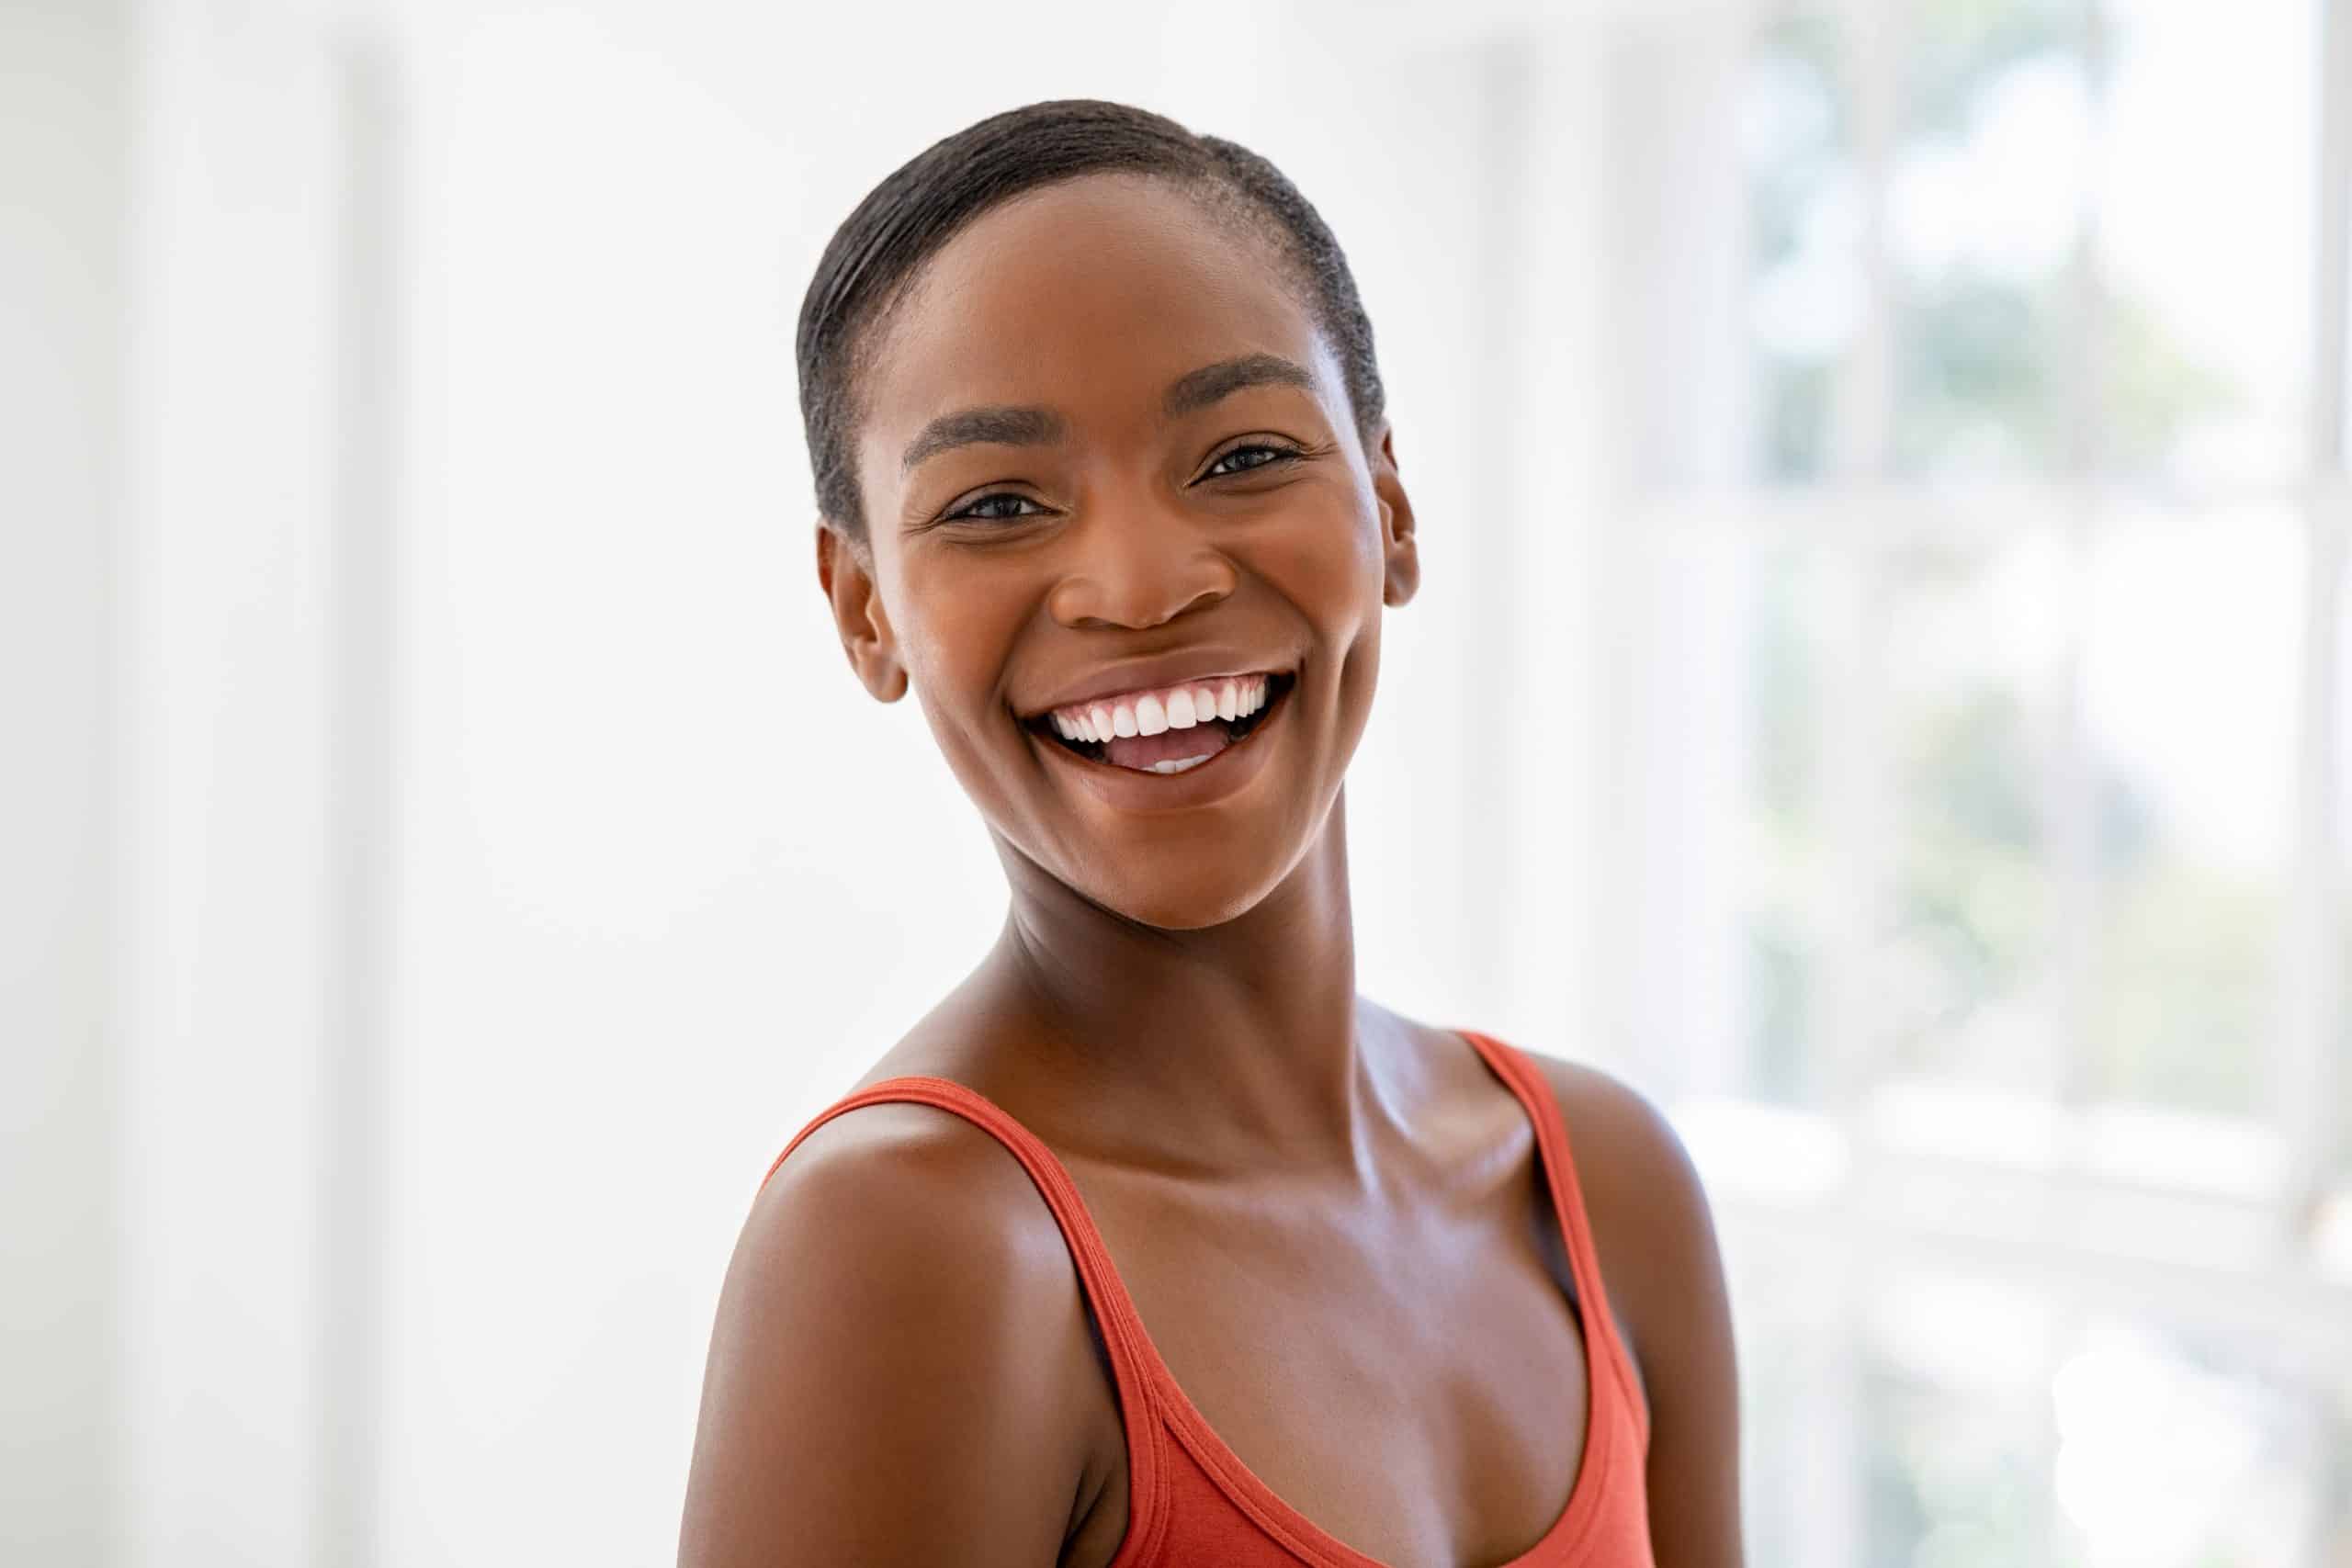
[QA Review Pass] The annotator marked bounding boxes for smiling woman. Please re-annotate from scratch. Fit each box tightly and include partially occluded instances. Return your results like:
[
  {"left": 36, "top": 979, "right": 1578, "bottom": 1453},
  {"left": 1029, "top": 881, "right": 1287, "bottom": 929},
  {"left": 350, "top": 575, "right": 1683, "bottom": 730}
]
[{"left": 678, "top": 100, "right": 1742, "bottom": 1568}]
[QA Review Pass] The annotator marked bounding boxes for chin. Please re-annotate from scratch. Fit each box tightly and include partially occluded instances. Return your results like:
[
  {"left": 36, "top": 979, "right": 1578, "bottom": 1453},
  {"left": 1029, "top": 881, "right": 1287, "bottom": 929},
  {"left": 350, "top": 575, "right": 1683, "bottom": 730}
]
[{"left": 1088, "top": 862, "right": 1284, "bottom": 932}]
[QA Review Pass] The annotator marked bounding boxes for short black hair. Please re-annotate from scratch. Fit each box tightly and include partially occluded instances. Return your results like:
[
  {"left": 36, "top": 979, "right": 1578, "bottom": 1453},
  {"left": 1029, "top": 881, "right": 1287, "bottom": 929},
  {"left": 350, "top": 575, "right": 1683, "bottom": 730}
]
[{"left": 796, "top": 98, "right": 1387, "bottom": 552}]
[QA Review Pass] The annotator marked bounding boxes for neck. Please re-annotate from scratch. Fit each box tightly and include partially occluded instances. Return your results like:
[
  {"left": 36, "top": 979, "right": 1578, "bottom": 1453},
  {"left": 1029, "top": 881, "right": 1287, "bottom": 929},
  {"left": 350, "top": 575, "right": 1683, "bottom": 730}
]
[{"left": 979, "top": 786, "right": 1401, "bottom": 1183}]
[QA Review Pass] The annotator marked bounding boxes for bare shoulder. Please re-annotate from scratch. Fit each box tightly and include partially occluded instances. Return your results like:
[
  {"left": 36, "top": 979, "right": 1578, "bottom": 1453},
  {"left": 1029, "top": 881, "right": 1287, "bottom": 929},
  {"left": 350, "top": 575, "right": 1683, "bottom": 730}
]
[
  {"left": 678, "top": 1100, "right": 1105, "bottom": 1567},
  {"left": 1506, "top": 1055, "right": 1706, "bottom": 1325},
  {"left": 1516, "top": 1049, "right": 1747, "bottom": 1567},
  {"left": 1402, "top": 1013, "right": 1720, "bottom": 1396}
]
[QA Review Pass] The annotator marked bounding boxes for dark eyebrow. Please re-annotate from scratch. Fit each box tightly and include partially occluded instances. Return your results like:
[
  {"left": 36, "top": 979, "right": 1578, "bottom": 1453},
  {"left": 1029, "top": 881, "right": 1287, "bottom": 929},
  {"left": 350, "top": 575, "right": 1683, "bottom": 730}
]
[
  {"left": 1164, "top": 353, "right": 1315, "bottom": 417},
  {"left": 900, "top": 406, "right": 1068, "bottom": 474},
  {"left": 898, "top": 354, "right": 1315, "bottom": 476}
]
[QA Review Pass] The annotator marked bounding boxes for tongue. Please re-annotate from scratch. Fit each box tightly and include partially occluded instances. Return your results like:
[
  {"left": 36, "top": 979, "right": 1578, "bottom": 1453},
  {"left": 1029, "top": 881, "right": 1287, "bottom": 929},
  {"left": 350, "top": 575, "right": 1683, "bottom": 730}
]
[{"left": 1105, "top": 721, "right": 1233, "bottom": 772}]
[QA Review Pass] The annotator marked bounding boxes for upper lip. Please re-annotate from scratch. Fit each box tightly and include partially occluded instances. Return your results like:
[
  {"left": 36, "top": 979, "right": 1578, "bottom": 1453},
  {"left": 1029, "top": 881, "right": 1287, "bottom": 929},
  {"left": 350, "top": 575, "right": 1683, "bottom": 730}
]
[{"left": 1016, "top": 652, "right": 1297, "bottom": 720}]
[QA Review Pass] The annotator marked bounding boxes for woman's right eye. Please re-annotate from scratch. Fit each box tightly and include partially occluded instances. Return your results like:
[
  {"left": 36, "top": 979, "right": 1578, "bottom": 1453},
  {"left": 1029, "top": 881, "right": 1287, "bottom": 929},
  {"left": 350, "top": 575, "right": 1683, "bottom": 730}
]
[{"left": 948, "top": 491, "right": 1045, "bottom": 523}]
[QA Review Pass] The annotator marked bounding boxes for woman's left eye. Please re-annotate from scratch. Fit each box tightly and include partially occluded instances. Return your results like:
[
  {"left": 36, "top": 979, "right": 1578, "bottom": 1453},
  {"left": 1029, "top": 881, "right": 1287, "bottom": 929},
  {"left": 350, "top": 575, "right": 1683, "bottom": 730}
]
[{"left": 1203, "top": 443, "right": 1303, "bottom": 479}]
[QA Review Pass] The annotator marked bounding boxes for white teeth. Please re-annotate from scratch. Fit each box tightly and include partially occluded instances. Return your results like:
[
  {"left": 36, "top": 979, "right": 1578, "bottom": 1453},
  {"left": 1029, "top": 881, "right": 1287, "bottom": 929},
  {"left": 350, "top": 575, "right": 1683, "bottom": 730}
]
[
  {"left": 1149, "top": 755, "right": 1212, "bottom": 773},
  {"left": 1044, "top": 671, "right": 1285, "bottom": 738}
]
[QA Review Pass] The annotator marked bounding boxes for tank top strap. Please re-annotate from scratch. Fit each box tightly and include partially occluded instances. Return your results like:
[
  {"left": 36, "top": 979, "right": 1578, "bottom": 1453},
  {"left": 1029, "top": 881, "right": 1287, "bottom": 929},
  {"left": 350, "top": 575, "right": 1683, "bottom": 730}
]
[
  {"left": 1453, "top": 1030, "right": 1652, "bottom": 1452},
  {"left": 757, "top": 1075, "right": 1171, "bottom": 1553}
]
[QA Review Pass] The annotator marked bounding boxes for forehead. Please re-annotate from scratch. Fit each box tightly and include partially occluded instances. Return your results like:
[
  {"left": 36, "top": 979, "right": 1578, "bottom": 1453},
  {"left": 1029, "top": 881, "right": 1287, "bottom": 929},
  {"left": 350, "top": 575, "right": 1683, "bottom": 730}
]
[{"left": 856, "top": 174, "right": 1342, "bottom": 468}]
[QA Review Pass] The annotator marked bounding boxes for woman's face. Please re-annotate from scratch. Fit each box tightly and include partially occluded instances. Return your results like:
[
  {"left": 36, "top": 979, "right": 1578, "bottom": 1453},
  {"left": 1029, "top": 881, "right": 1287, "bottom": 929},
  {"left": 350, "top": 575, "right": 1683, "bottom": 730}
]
[{"left": 818, "top": 172, "right": 1418, "bottom": 930}]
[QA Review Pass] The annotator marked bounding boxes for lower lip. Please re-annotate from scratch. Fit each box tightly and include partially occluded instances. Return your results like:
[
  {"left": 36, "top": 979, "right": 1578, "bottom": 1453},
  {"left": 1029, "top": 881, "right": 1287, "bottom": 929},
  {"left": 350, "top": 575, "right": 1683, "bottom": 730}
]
[{"left": 1030, "top": 679, "right": 1293, "bottom": 814}]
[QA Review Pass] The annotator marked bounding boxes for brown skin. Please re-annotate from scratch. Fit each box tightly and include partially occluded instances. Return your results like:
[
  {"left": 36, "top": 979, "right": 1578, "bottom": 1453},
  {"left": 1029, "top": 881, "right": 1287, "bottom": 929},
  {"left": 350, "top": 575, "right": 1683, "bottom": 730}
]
[{"left": 679, "top": 173, "right": 1743, "bottom": 1566}]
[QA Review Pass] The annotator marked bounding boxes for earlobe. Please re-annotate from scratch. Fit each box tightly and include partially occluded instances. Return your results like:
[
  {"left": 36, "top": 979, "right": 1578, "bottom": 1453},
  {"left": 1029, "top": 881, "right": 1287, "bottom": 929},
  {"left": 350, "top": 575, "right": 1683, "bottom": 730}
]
[{"left": 814, "top": 520, "right": 909, "bottom": 702}]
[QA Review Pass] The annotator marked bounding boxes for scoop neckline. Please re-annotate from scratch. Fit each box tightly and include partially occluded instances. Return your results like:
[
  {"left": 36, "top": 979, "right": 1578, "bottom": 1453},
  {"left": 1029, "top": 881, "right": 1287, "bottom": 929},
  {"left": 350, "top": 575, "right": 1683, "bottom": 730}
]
[
  {"left": 1103, "top": 1025, "right": 1620, "bottom": 1568},
  {"left": 832, "top": 1028, "right": 1625, "bottom": 1568}
]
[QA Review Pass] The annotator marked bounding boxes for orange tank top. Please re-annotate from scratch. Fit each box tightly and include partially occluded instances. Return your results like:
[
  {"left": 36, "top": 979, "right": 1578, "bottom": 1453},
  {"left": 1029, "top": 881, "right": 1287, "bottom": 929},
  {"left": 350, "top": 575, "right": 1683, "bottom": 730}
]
[{"left": 758, "top": 1028, "right": 1656, "bottom": 1566}]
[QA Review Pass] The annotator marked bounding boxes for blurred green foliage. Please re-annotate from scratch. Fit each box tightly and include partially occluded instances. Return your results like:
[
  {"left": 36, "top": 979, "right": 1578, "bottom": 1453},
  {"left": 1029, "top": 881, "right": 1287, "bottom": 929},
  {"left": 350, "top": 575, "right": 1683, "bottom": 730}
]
[{"left": 1747, "top": 0, "right": 2242, "bottom": 480}]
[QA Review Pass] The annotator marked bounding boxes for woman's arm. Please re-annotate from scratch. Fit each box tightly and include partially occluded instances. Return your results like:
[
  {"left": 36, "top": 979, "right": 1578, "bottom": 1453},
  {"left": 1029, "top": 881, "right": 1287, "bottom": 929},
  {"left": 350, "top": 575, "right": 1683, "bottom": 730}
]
[
  {"left": 678, "top": 1110, "right": 1098, "bottom": 1567},
  {"left": 1540, "top": 1058, "right": 1747, "bottom": 1568}
]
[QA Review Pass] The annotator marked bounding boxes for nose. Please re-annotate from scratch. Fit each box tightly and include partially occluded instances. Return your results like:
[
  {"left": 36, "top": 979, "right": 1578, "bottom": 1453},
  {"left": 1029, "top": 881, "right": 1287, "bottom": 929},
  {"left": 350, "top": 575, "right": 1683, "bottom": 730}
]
[{"left": 1045, "top": 489, "right": 1238, "bottom": 631}]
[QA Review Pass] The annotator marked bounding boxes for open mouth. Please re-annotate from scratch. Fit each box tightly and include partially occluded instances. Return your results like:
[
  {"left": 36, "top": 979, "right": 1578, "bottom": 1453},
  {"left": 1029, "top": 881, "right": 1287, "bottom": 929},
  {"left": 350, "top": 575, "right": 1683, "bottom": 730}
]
[{"left": 1023, "top": 670, "right": 1297, "bottom": 776}]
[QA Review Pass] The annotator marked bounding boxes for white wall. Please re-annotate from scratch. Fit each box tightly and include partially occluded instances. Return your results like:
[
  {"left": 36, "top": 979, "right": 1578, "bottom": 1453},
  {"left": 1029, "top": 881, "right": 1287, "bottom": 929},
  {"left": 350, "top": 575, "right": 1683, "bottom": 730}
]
[
  {"left": 109, "top": 6, "right": 360, "bottom": 1563},
  {"left": 1, "top": 3, "right": 128, "bottom": 1561}
]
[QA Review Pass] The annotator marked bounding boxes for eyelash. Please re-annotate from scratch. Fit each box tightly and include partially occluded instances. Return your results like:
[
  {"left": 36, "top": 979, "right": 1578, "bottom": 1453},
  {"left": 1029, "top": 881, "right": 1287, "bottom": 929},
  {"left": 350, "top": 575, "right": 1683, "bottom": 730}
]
[{"left": 944, "top": 441, "right": 1307, "bottom": 524}]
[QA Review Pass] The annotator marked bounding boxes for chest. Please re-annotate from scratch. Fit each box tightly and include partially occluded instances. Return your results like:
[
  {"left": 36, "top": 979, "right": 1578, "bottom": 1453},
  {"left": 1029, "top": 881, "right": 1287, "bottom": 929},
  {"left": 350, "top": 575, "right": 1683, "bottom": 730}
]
[{"left": 1060, "top": 1165, "right": 1598, "bottom": 1568}]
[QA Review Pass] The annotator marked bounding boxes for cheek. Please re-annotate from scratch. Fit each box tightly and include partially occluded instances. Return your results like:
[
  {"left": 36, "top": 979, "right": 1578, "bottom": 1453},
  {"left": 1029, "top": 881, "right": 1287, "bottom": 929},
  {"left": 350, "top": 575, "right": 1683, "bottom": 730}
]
[
  {"left": 889, "top": 552, "right": 1032, "bottom": 730},
  {"left": 884, "top": 557, "right": 1035, "bottom": 784},
  {"left": 1256, "top": 481, "right": 1386, "bottom": 622}
]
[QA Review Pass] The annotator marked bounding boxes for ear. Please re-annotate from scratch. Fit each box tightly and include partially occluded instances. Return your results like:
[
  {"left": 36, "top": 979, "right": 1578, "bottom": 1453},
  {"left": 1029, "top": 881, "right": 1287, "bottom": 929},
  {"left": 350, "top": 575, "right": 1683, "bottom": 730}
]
[
  {"left": 1370, "top": 423, "right": 1419, "bottom": 609},
  {"left": 814, "top": 519, "right": 909, "bottom": 702}
]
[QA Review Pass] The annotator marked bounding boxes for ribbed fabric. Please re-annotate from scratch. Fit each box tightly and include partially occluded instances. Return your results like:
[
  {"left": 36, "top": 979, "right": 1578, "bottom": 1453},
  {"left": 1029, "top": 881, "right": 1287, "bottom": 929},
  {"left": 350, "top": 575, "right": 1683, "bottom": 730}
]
[{"left": 760, "top": 1029, "right": 1655, "bottom": 1566}]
